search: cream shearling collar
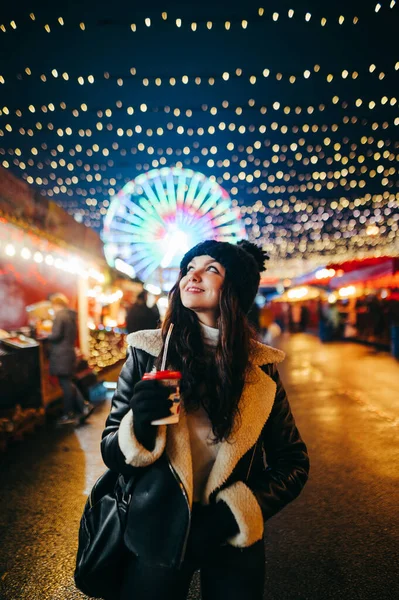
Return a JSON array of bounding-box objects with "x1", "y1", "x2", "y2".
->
[{"x1": 126, "y1": 328, "x2": 285, "y2": 366}]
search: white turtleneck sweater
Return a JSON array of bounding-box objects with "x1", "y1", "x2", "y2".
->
[{"x1": 186, "y1": 322, "x2": 221, "y2": 502}]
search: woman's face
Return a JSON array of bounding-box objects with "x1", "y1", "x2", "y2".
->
[{"x1": 179, "y1": 255, "x2": 226, "y2": 327}]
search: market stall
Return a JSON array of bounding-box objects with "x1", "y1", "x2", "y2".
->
[
  {"x1": 0, "y1": 169, "x2": 116, "y2": 444},
  {"x1": 288, "y1": 257, "x2": 399, "y2": 351},
  {"x1": 268, "y1": 285, "x2": 327, "y2": 334}
]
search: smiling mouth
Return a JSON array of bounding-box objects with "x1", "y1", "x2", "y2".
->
[{"x1": 186, "y1": 286, "x2": 204, "y2": 292}]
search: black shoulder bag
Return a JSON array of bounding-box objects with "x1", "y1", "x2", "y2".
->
[{"x1": 74, "y1": 469, "x2": 135, "y2": 599}]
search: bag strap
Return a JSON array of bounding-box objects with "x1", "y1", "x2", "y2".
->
[
  {"x1": 89, "y1": 469, "x2": 119, "y2": 508},
  {"x1": 117, "y1": 473, "x2": 136, "y2": 505}
]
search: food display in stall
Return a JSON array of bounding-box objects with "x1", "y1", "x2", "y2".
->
[
  {"x1": 88, "y1": 326, "x2": 127, "y2": 372},
  {"x1": 2, "y1": 335, "x2": 39, "y2": 349}
]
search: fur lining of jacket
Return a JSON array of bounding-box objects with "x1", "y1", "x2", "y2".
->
[{"x1": 118, "y1": 328, "x2": 285, "y2": 548}]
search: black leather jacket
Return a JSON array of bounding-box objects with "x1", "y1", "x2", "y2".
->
[{"x1": 101, "y1": 338, "x2": 309, "y2": 568}]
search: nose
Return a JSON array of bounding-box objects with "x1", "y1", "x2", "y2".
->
[{"x1": 189, "y1": 269, "x2": 201, "y2": 282}]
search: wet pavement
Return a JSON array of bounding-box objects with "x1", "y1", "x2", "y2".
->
[{"x1": 0, "y1": 333, "x2": 398, "y2": 600}]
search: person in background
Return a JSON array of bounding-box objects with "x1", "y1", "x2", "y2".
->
[
  {"x1": 290, "y1": 302, "x2": 302, "y2": 333},
  {"x1": 47, "y1": 293, "x2": 94, "y2": 425},
  {"x1": 101, "y1": 239, "x2": 309, "y2": 600},
  {"x1": 259, "y1": 300, "x2": 273, "y2": 340},
  {"x1": 150, "y1": 294, "x2": 161, "y2": 326},
  {"x1": 367, "y1": 295, "x2": 385, "y2": 342},
  {"x1": 327, "y1": 302, "x2": 341, "y2": 340},
  {"x1": 126, "y1": 290, "x2": 159, "y2": 334},
  {"x1": 300, "y1": 305, "x2": 310, "y2": 332},
  {"x1": 247, "y1": 300, "x2": 261, "y2": 335},
  {"x1": 263, "y1": 321, "x2": 282, "y2": 346}
]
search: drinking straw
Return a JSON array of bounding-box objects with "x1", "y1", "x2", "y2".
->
[{"x1": 161, "y1": 323, "x2": 174, "y2": 371}]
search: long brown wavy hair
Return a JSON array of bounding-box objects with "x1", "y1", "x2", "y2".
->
[{"x1": 155, "y1": 270, "x2": 257, "y2": 442}]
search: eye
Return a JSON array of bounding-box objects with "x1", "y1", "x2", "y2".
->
[
  {"x1": 186, "y1": 265, "x2": 194, "y2": 271},
  {"x1": 207, "y1": 265, "x2": 219, "y2": 273}
]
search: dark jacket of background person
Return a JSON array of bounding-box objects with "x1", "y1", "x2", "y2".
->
[
  {"x1": 126, "y1": 292, "x2": 159, "y2": 334},
  {"x1": 101, "y1": 330, "x2": 310, "y2": 569},
  {"x1": 247, "y1": 301, "x2": 261, "y2": 332},
  {"x1": 46, "y1": 308, "x2": 78, "y2": 376}
]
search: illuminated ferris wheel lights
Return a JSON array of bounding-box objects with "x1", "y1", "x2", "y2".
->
[
  {"x1": 214, "y1": 213, "x2": 238, "y2": 227},
  {"x1": 137, "y1": 197, "x2": 154, "y2": 215},
  {"x1": 123, "y1": 212, "x2": 145, "y2": 228},
  {"x1": 144, "y1": 283, "x2": 162, "y2": 295},
  {"x1": 186, "y1": 177, "x2": 200, "y2": 204},
  {"x1": 177, "y1": 183, "x2": 187, "y2": 206},
  {"x1": 105, "y1": 234, "x2": 132, "y2": 245},
  {"x1": 142, "y1": 179, "x2": 162, "y2": 206},
  {"x1": 131, "y1": 251, "x2": 159, "y2": 275},
  {"x1": 160, "y1": 229, "x2": 191, "y2": 268},
  {"x1": 192, "y1": 180, "x2": 212, "y2": 206},
  {"x1": 166, "y1": 179, "x2": 177, "y2": 208},
  {"x1": 124, "y1": 182, "x2": 135, "y2": 195},
  {"x1": 111, "y1": 220, "x2": 138, "y2": 234},
  {"x1": 210, "y1": 201, "x2": 230, "y2": 218},
  {"x1": 218, "y1": 225, "x2": 242, "y2": 235},
  {"x1": 114, "y1": 258, "x2": 136, "y2": 278},
  {"x1": 155, "y1": 180, "x2": 169, "y2": 207},
  {"x1": 102, "y1": 167, "x2": 246, "y2": 278}
]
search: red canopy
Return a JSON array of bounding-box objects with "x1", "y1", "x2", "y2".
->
[
  {"x1": 294, "y1": 256, "x2": 399, "y2": 288},
  {"x1": 329, "y1": 258, "x2": 399, "y2": 289}
]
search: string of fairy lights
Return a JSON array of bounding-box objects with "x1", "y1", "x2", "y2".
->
[
  {"x1": 0, "y1": 2, "x2": 398, "y2": 276},
  {"x1": 2, "y1": 131, "x2": 398, "y2": 192},
  {"x1": 2, "y1": 146, "x2": 397, "y2": 191},
  {"x1": 1, "y1": 115, "x2": 398, "y2": 146},
  {"x1": 2, "y1": 92, "x2": 399, "y2": 121},
  {"x1": 0, "y1": 2, "x2": 397, "y2": 35},
  {"x1": 2, "y1": 110, "x2": 397, "y2": 178},
  {"x1": 1, "y1": 61, "x2": 399, "y2": 86}
]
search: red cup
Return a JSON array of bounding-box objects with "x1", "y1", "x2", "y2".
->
[{"x1": 142, "y1": 370, "x2": 182, "y2": 425}]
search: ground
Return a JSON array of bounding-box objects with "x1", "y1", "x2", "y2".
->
[{"x1": 0, "y1": 333, "x2": 398, "y2": 599}]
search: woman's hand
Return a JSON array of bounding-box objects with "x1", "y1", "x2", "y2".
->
[
  {"x1": 129, "y1": 380, "x2": 172, "y2": 450},
  {"x1": 185, "y1": 501, "x2": 239, "y2": 564}
]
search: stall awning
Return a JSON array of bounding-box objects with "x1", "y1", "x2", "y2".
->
[
  {"x1": 271, "y1": 285, "x2": 327, "y2": 303},
  {"x1": 293, "y1": 256, "x2": 398, "y2": 288},
  {"x1": 259, "y1": 275, "x2": 280, "y2": 288},
  {"x1": 329, "y1": 258, "x2": 399, "y2": 289}
]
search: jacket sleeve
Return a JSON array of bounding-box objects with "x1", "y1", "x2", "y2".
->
[
  {"x1": 46, "y1": 315, "x2": 64, "y2": 342},
  {"x1": 248, "y1": 363, "x2": 310, "y2": 521},
  {"x1": 101, "y1": 346, "x2": 167, "y2": 477}
]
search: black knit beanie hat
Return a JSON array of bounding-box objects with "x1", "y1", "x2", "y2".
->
[{"x1": 180, "y1": 239, "x2": 269, "y2": 314}]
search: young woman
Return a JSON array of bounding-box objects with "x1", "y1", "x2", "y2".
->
[{"x1": 101, "y1": 239, "x2": 309, "y2": 600}]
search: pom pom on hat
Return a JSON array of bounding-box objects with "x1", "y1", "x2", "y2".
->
[
  {"x1": 237, "y1": 240, "x2": 270, "y2": 273},
  {"x1": 180, "y1": 239, "x2": 269, "y2": 314}
]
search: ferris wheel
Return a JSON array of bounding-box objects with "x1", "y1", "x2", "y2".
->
[{"x1": 102, "y1": 167, "x2": 246, "y2": 281}]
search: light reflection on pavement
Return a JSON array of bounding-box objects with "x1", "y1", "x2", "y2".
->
[{"x1": 0, "y1": 333, "x2": 398, "y2": 599}]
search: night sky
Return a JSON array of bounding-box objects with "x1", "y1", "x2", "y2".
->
[{"x1": 0, "y1": 0, "x2": 398, "y2": 276}]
